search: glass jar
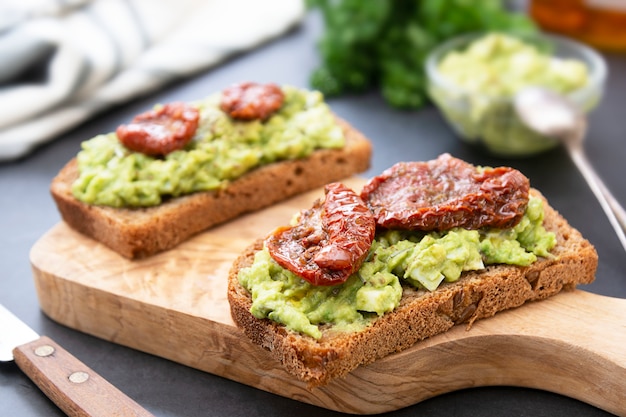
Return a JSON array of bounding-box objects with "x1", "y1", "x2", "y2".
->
[{"x1": 529, "y1": 0, "x2": 626, "y2": 52}]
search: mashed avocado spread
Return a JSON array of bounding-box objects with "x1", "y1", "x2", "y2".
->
[
  {"x1": 72, "y1": 86, "x2": 344, "y2": 207},
  {"x1": 437, "y1": 33, "x2": 589, "y2": 98},
  {"x1": 429, "y1": 33, "x2": 592, "y2": 156},
  {"x1": 239, "y1": 196, "x2": 556, "y2": 339}
]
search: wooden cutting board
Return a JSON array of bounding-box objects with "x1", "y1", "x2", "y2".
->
[{"x1": 30, "y1": 177, "x2": 626, "y2": 415}]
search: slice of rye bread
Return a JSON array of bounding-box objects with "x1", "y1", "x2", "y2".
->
[
  {"x1": 227, "y1": 189, "x2": 598, "y2": 388},
  {"x1": 50, "y1": 117, "x2": 372, "y2": 259}
]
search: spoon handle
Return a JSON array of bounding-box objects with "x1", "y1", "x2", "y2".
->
[
  {"x1": 567, "y1": 144, "x2": 626, "y2": 253},
  {"x1": 596, "y1": 179, "x2": 626, "y2": 231}
]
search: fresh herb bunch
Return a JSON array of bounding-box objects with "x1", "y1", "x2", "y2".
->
[{"x1": 307, "y1": 0, "x2": 537, "y2": 109}]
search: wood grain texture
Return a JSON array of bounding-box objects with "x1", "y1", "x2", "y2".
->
[
  {"x1": 13, "y1": 336, "x2": 154, "y2": 417},
  {"x1": 30, "y1": 178, "x2": 626, "y2": 415}
]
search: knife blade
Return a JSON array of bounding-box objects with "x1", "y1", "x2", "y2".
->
[{"x1": 0, "y1": 304, "x2": 154, "y2": 417}]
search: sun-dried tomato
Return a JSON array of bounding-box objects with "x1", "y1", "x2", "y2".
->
[
  {"x1": 360, "y1": 154, "x2": 530, "y2": 231},
  {"x1": 220, "y1": 82, "x2": 284, "y2": 120},
  {"x1": 116, "y1": 102, "x2": 199, "y2": 156},
  {"x1": 266, "y1": 182, "x2": 376, "y2": 286}
]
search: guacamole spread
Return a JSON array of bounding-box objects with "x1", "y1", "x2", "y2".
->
[
  {"x1": 437, "y1": 33, "x2": 588, "y2": 98},
  {"x1": 72, "y1": 86, "x2": 344, "y2": 207},
  {"x1": 429, "y1": 33, "x2": 593, "y2": 156},
  {"x1": 238, "y1": 196, "x2": 556, "y2": 339}
]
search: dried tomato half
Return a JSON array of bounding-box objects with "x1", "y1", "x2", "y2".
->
[
  {"x1": 220, "y1": 82, "x2": 284, "y2": 120},
  {"x1": 116, "y1": 102, "x2": 199, "y2": 156},
  {"x1": 266, "y1": 182, "x2": 376, "y2": 286},
  {"x1": 360, "y1": 154, "x2": 530, "y2": 231}
]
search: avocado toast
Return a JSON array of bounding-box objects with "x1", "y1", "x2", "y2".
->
[{"x1": 227, "y1": 155, "x2": 598, "y2": 387}]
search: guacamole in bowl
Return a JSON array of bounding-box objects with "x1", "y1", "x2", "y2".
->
[{"x1": 425, "y1": 32, "x2": 606, "y2": 157}]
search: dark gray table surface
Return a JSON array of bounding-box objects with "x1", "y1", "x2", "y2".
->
[{"x1": 2, "y1": 11, "x2": 625, "y2": 417}]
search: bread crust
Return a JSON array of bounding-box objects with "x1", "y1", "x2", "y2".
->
[
  {"x1": 50, "y1": 117, "x2": 372, "y2": 258},
  {"x1": 227, "y1": 190, "x2": 598, "y2": 388}
]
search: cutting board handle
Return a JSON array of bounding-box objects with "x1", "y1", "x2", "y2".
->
[{"x1": 342, "y1": 290, "x2": 626, "y2": 415}]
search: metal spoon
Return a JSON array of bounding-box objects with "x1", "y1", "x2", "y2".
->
[{"x1": 514, "y1": 87, "x2": 626, "y2": 253}]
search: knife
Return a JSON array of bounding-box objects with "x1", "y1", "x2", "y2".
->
[{"x1": 0, "y1": 304, "x2": 155, "y2": 417}]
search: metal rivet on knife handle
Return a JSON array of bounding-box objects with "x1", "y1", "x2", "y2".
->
[
  {"x1": 69, "y1": 371, "x2": 90, "y2": 384},
  {"x1": 34, "y1": 345, "x2": 55, "y2": 357}
]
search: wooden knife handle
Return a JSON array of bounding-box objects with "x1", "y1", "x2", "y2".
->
[{"x1": 13, "y1": 335, "x2": 154, "y2": 417}]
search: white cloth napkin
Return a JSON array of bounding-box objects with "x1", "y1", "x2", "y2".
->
[{"x1": 0, "y1": 0, "x2": 305, "y2": 161}]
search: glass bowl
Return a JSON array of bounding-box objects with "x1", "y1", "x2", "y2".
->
[{"x1": 425, "y1": 32, "x2": 607, "y2": 157}]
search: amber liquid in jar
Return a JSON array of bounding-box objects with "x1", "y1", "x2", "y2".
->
[{"x1": 529, "y1": 0, "x2": 626, "y2": 51}]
